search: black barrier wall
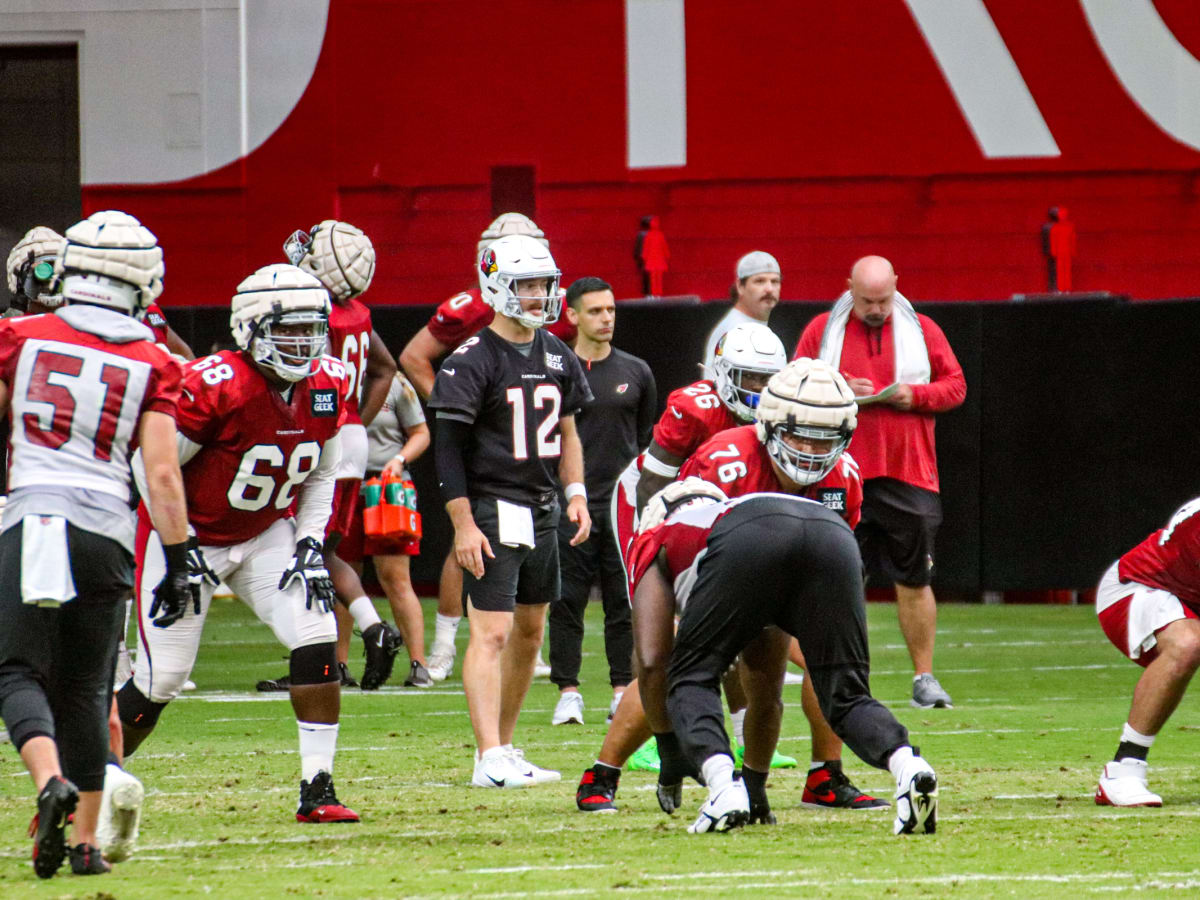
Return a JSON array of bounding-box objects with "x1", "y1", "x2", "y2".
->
[{"x1": 164, "y1": 297, "x2": 1198, "y2": 592}]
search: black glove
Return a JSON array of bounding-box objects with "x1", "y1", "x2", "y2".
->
[
  {"x1": 741, "y1": 766, "x2": 775, "y2": 825},
  {"x1": 150, "y1": 540, "x2": 198, "y2": 628},
  {"x1": 655, "y1": 731, "x2": 702, "y2": 814},
  {"x1": 279, "y1": 537, "x2": 336, "y2": 612},
  {"x1": 186, "y1": 536, "x2": 220, "y2": 590}
]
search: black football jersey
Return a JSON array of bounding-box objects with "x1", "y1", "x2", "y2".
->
[
  {"x1": 574, "y1": 348, "x2": 656, "y2": 503},
  {"x1": 429, "y1": 328, "x2": 593, "y2": 506}
]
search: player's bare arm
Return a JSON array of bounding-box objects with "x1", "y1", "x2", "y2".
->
[
  {"x1": 558, "y1": 413, "x2": 591, "y2": 545},
  {"x1": 381, "y1": 421, "x2": 430, "y2": 479},
  {"x1": 399, "y1": 326, "x2": 449, "y2": 400},
  {"x1": 164, "y1": 325, "x2": 195, "y2": 360},
  {"x1": 446, "y1": 497, "x2": 493, "y2": 578},
  {"x1": 636, "y1": 440, "x2": 686, "y2": 513},
  {"x1": 359, "y1": 328, "x2": 397, "y2": 425},
  {"x1": 137, "y1": 411, "x2": 189, "y2": 546},
  {"x1": 632, "y1": 552, "x2": 676, "y2": 734}
]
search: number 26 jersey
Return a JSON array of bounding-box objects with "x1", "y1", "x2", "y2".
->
[
  {"x1": 176, "y1": 350, "x2": 349, "y2": 546},
  {"x1": 429, "y1": 328, "x2": 592, "y2": 507}
]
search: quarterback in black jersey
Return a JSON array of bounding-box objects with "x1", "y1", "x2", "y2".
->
[{"x1": 430, "y1": 234, "x2": 593, "y2": 789}]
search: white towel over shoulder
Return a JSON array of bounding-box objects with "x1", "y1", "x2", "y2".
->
[{"x1": 816, "y1": 290, "x2": 931, "y2": 386}]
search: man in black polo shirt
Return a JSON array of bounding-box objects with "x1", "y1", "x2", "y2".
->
[
  {"x1": 430, "y1": 235, "x2": 593, "y2": 788},
  {"x1": 548, "y1": 278, "x2": 656, "y2": 726}
]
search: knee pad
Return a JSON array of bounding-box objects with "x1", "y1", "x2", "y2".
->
[
  {"x1": 116, "y1": 680, "x2": 169, "y2": 730},
  {"x1": 289, "y1": 642, "x2": 339, "y2": 685}
]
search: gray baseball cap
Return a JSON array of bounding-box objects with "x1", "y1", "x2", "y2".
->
[{"x1": 736, "y1": 250, "x2": 781, "y2": 280}]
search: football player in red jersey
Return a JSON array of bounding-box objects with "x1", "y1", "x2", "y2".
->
[
  {"x1": 399, "y1": 213, "x2": 567, "y2": 682},
  {"x1": 279, "y1": 221, "x2": 402, "y2": 691},
  {"x1": 117, "y1": 264, "x2": 362, "y2": 824},
  {"x1": 578, "y1": 359, "x2": 886, "y2": 815},
  {"x1": 1094, "y1": 496, "x2": 1200, "y2": 807},
  {"x1": 141, "y1": 302, "x2": 195, "y2": 360},
  {"x1": 621, "y1": 481, "x2": 938, "y2": 836},
  {"x1": 0, "y1": 211, "x2": 191, "y2": 876}
]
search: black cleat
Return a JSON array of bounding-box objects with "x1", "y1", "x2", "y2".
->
[
  {"x1": 360, "y1": 622, "x2": 402, "y2": 690},
  {"x1": 338, "y1": 662, "x2": 359, "y2": 688},
  {"x1": 69, "y1": 843, "x2": 111, "y2": 875},
  {"x1": 296, "y1": 771, "x2": 360, "y2": 823},
  {"x1": 30, "y1": 775, "x2": 78, "y2": 879},
  {"x1": 576, "y1": 765, "x2": 620, "y2": 813},
  {"x1": 802, "y1": 762, "x2": 889, "y2": 810},
  {"x1": 403, "y1": 660, "x2": 433, "y2": 687},
  {"x1": 256, "y1": 673, "x2": 291, "y2": 692}
]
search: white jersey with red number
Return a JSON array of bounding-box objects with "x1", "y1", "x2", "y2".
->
[
  {"x1": 0, "y1": 311, "x2": 181, "y2": 501},
  {"x1": 327, "y1": 297, "x2": 372, "y2": 425},
  {"x1": 1118, "y1": 496, "x2": 1200, "y2": 613},
  {"x1": 680, "y1": 424, "x2": 863, "y2": 529},
  {"x1": 175, "y1": 350, "x2": 349, "y2": 546}
]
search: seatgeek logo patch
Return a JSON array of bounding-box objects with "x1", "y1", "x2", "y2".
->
[
  {"x1": 818, "y1": 488, "x2": 846, "y2": 512},
  {"x1": 311, "y1": 390, "x2": 337, "y2": 417}
]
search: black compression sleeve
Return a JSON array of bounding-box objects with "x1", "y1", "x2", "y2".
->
[{"x1": 435, "y1": 416, "x2": 472, "y2": 502}]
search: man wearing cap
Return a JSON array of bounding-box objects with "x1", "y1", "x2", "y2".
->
[{"x1": 701, "y1": 251, "x2": 782, "y2": 371}]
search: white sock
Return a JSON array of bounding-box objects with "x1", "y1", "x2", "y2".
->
[
  {"x1": 347, "y1": 596, "x2": 381, "y2": 631},
  {"x1": 887, "y1": 745, "x2": 915, "y2": 780},
  {"x1": 298, "y1": 721, "x2": 339, "y2": 782},
  {"x1": 730, "y1": 708, "x2": 746, "y2": 748},
  {"x1": 1120, "y1": 722, "x2": 1155, "y2": 749},
  {"x1": 480, "y1": 746, "x2": 506, "y2": 764},
  {"x1": 701, "y1": 754, "x2": 735, "y2": 792},
  {"x1": 434, "y1": 613, "x2": 461, "y2": 651}
]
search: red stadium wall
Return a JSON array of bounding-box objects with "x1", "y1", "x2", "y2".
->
[{"x1": 82, "y1": 0, "x2": 1200, "y2": 308}]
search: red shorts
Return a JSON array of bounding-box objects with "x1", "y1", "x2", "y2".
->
[
  {"x1": 335, "y1": 482, "x2": 420, "y2": 563},
  {"x1": 325, "y1": 478, "x2": 361, "y2": 541}
]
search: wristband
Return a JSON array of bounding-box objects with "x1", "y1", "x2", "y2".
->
[
  {"x1": 393, "y1": 453, "x2": 406, "y2": 467},
  {"x1": 564, "y1": 482, "x2": 587, "y2": 502},
  {"x1": 161, "y1": 540, "x2": 189, "y2": 574},
  {"x1": 641, "y1": 454, "x2": 680, "y2": 479}
]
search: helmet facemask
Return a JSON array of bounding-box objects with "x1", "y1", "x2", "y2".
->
[
  {"x1": 478, "y1": 235, "x2": 564, "y2": 329},
  {"x1": 250, "y1": 309, "x2": 328, "y2": 382},
  {"x1": 764, "y1": 419, "x2": 852, "y2": 486},
  {"x1": 710, "y1": 324, "x2": 788, "y2": 422},
  {"x1": 713, "y1": 362, "x2": 775, "y2": 422}
]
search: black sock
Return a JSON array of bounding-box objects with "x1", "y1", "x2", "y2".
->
[
  {"x1": 595, "y1": 761, "x2": 621, "y2": 777},
  {"x1": 1115, "y1": 741, "x2": 1149, "y2": 762}
]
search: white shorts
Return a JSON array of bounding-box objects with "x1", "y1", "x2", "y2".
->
[
  {"x1": 332, "y1": 423, "x2": 368, "y2": 480},
  {"x1": 132, "y1": 517, "x2": 336, "y2": 702},
  {"x1": 1095, "y1": 560, "x2": 1198, "y2": 666}
]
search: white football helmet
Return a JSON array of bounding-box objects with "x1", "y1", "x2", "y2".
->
[
  {"x1": 230, "y1": 264, "x2": 331, "y2": 382},
  {"x1": 755, "y1": 358, "x2": 857, "y2": 485},
  {"x1": 283, "y1": 219, "x2": 375, "y2": 301},
  {"x1": 53, "y1": 211, "x2": 164, "y2": 317},
  {"x1": 7, "y1": 226, "x2": 66, "y2": 310},
  {"x1": 710, "y1": 323, "x2": 787, "y2": 422},
  {"x1": 638, "y1": 478, "x2": 729, "y2": 534},
  {"x1": 478, "y1": 234, "x2": 563, "y2": 329},
  {"x1": 476, "y1": 212, "x2": 548, "y2": 259}
]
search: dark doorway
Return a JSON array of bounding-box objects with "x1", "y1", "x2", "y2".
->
[
  {"x1": 490, "y1": 165, "x2": 535, "y2": 219},
  {"x1": 0, "y1": 44, "x2": 81, "y2": 258}
]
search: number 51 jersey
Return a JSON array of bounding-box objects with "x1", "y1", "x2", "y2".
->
[{"x1": 176, "y1": 351, "x2": 349, "y2": 546}]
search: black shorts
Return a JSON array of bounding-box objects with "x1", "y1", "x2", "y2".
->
[
  {"x1": 857, "y1": 477, "x2": 942, "y2": 588},
  {"x1": 462, "y1": 497, "x2": 561, "y2": 614}
]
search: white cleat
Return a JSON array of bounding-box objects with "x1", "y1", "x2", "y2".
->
[
  {"x1": 426, "y1": 646, "x2": 456, "y2": 682},
  {"x1": 607, "y1": 691, "x2": 624, "y2": 722},
  {"x1": 533, "y1": 653, "x2": 552, "y2": 678},
  {"x1": 509, "y1": 747, "x2": 561, "y2": 784},
  {"x1": 1095, "y1": 759, "x2": 1162, "y2": 807},
  {"x1": 181, "y1": 679, "x2": 196, "y2": 692},
  {"x1": 893, "y1": 755, "x2": 938, "y2": 835},
  {"x1": 552, "y1": 691, "x2": 585, "y2": 725},
  {"x1": 472, "y1": 750, "x2": 535, "y2": 789},
  {"x1": 97, "y1": 764, "x2": 144, "y2": 862},
  {"x1": 688, "y1": 779, "x2": 750, "y2": 834}
]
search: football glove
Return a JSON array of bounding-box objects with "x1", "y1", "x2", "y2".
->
[
  {"x1": 186, "y1": 535, "x2": 220, "y2": 589},
  {"x1": 279, "y1": 537, "x2": 336, "y2": 612},
  {"x1": 150, "y1": 540, "x2": 199, "y2": 628},
  {"x1": 655, "y1": 731, "x2": 701, "y2": 814}
]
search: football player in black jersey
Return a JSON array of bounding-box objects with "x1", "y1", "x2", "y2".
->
[{"x1": 429, "y1": 234, "x2": 593, "y2": 788}]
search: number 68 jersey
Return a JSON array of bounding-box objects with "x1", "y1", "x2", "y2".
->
[{"x1": 176, "y1": 350, "x2": 349, "y2": 546}]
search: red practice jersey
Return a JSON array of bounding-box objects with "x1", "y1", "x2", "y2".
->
[
  {"x1": 1119, "y1": 497, "x2": 1200, "y2": 614},
  {"x1": 143, "y1": 303, "x2": 171, "y2": 348},
  {"x1": 651, "y1": 379, "x2": 740, "y2": 461},
  {"x1": 0, "y1": 312, "x2": 181, "y2": 500},
  {"x1": 680, "y1": 424, "x2": 862, "y2": 529},
  {"x1": 426, "y1": 287, "x2": 577, "y2": 349},
  {"x1": 175, "y1": 350, "x2": 349, "y2": 546},
  {"x1": 327, "y1": 297, "x2": 372, "y2": 425}
]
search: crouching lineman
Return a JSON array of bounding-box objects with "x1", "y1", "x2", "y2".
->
[
  {"x1": 1095, "y1": 495, "x2": 1200, "y2": 807},
  {"x1": 0, "y1": 211, "x2": 190, "y2": 876},
  {"x1": 631, "y1": 481, "x2": 938, "y2": 835},
  {"x1": 117, "y1": 264, "x2": 361, "y2": 823}
]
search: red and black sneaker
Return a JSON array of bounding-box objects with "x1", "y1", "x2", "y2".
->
[
  {"x1": 296, "y1": 771, "x2": 361, "y2": 823},
  {"x1": 801, "y1": 763, "x2": 889, "y2": 810},
  {"x1": 29, "y1": 775, "x2": 78, "y2": 878},
  {"x1": 576, "y1": 765, "x2": 620, "y2": 813}
]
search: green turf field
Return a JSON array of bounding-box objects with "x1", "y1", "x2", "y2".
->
[{"x1": 2, "y1": 598, "x2": 1197, "y2": 898}]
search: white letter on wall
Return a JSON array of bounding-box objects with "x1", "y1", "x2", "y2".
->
[{"x1": 626, "y1": 0, "x2": 687, "y2": 168}]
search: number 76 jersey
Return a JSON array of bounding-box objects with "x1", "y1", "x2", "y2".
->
[{"x1": 176, "y1": 350, "x2": 349, "y2": 546}]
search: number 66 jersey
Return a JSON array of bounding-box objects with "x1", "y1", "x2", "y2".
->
[{"x1": 175, "y1": 350, "x2": 349, "y2": 545}]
